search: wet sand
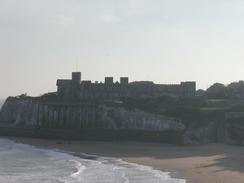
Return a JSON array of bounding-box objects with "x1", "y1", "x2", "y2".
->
[{"x1": 7, "y1": 137, "x2": 244, "y2": 183}]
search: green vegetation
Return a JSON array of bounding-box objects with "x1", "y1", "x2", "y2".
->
[
  {"x1": 206, "y1": 81, "x2": 244, "y2": 99},
  {"x1": 122, "y1": 94, "x2": 244, "y2": 128},
  {"x1": 123, "y1": 80, "x2": 244, "y2": 129}
]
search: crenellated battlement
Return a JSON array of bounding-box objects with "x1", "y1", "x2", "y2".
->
[{"x1": 56, "y1": 72, "x2": 196, "y2": 100}]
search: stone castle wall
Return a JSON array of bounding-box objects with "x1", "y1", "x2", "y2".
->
[{"x1": 57, "y1": 72, "x2": 196, "y2": 100}]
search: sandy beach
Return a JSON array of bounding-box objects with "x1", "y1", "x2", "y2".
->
[{"x1": 6, "y1": 137, "x2": 244, "y2": 183}]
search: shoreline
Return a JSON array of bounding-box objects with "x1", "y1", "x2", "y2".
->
[
  {"x1": 68, "y1": 152, "x2": 184, "y2": 182},
  {"x1": 5, "y1": 137, "x2": 244, "y2": 183},
  {"x1": 59, "y1": 148, "x2": 185, "y2": 182},
  {"x1": 5, "y1": 137, "x2": 186, "y2": 182}
]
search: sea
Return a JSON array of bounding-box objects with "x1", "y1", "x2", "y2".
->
[{"x1": 0, "y1": 138, "x2": 186, "y2": 183}]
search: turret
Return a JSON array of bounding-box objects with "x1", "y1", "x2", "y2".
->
[
  {"x1": 105, "y1": 77, "x2": 114, "y2": 85},
  {"x1": 180, "y1": 81, "x2": 196, "y2": 97},
  {"x1": 120, "y1": 77, "x2": 129, "y2": 85},
  {"x1": 72, "y1": 72, "x2": 81, "y2": 85}
]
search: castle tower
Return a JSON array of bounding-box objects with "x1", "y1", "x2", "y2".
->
[
  {"x1": 72, "y1": 72, "x2": 81, "y2": 85},
  {"x1": 71, "y1": 72, "x2": 81, "y2": 98},
  {"x1": 119, "y1": 77, "x2": 129, "y2": 98},
  {"x1": 120, "y1": 77, "x2": 129, "y2": 85},
  {"x1": 105, "y1": 77, "x2": 114, "y2": 85},
  {"x1": 180, "y1": 81, "x2": 196, "y2": 97},
  {"x1": 104, "y1": 77, "x2": 114, "y2": 99}
]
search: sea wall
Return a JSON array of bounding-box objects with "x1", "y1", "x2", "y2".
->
[{"x1": 0, "y1": 127, "x2": 183, "y2": 144}]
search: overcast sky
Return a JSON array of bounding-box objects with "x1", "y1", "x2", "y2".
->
[{"x1": 1, "y1": 0, "x2": 244, "y2": 98}]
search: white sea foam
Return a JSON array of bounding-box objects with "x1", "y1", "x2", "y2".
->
[
  {"x1": 0, "y1": 138, "x2": 186, "y2": 183},
  {"x1": 70, "y1": 160, "x2": 86, "y2": 177}
]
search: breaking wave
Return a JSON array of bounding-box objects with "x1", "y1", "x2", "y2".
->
[{"x1": 0, "y1": 138, "x2": 185, "y2": 183}]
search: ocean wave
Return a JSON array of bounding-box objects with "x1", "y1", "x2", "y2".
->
[
  {"x1": 0, "y1": 138, "x2": 186, "y2": 183},
  {"x1": 69, "y1": 160, "x2": 86, "y2": 182}
]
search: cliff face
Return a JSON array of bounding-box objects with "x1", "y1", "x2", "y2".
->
[
  {"x1": 183, "y1": 122, "x2": 217, "y2": 145},
  {"x1": 0, "y1": 97, "x2": 39, "y2": 126},
  {"x1": 2, "y1": 96, "x2": 243, "y2": 145},
  {"x1": 98, "y1": 106, "x2": 184, "y2": 131},
  {"x1": 0, "y1": 99, "x2": 4, "y2": 109},
  {"x1": 0, "y1": 97, "x2": 185, "y2": 132}
]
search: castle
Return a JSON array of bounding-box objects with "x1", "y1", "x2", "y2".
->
[
  {"x1": 56, "y1": 72, "x2": 196, "y2": 100},
  {"x1": 0, "y1": 72, "x2": 195, "y2": 143}
]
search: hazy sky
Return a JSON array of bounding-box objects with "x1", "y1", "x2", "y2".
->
[{"x1": 1, "y1": 0, "x2": 244, "y2": 98}]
